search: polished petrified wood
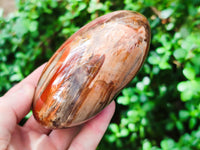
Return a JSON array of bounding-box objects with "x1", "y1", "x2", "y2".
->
[{"x1": 33, "y1": 10, "x2": 151, "y2": 129}]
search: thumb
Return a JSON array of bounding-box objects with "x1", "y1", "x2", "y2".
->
[{"x1": 0, "y1": 83, "x2": 35, "y2": 149}]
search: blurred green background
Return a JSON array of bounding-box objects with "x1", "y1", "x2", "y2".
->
[{"x1": 0, "y1": 0, "x2": 200, "y2": 149}]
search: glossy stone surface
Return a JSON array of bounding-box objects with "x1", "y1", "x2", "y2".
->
[{"x1": 33, "y1": 10, "x2": 151, "y2": 129}]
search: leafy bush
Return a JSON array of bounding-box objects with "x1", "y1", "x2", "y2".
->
[{"x1": 1, "y1": 0, "x2": 200, "y2": 149}]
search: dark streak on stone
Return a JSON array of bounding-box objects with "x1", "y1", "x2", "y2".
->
[{"x1": 65, "y1": 54, "x2": 106, "y2": 124}]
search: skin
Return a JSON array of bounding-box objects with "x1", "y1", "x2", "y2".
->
[{"x1": 0, "y1": 64, "x2": 115, "y2": 150}]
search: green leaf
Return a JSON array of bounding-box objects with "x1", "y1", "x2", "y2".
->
[
  {"x1": 49, "y1": 0, "x2": 58, "y2": 8},
  {"x1": 106, "y1": 134, "x2": 116, "y2": 143},
  {"x1": 143, "y1": 140, "x2": 152, "y2": 150},
  {"x1": 116, "y1": 139, "x2": 123, "y2": 148},
  {"x1": 179, "y1": 110, "x2": 190, "y2": 121},
  {"x1": 142, "y1": 102, "x2": 154, "y2": 111},
  {"x1": 194, "y1": 130, "x2": 200, "y2": 138},
  {"x1": 121, "y1": 118, "x2": 129, "y2": 126},
  {"x1": 130, "y1": 133, "x2": 138, "y2": 142},
  {"x1": 177, "y1": 81, "x2": 188, "y2": 92},
  {"x1": 176, "y1": 121, "x2": 184, "y2": 131},
  {"x1": 9, "y1": 74, "x2": 23, "y2": 82},
  {"x1": 16, "y1": 52, "x2": 26, "y2": 59},
  {"x1": 122, "y1": 88, "x2": 134, "y2": 97},
  {"x1": 13, "y1": 18, "x2": 29, "y2": 37},
  {"x1": 180, "y1": 26, "x2": 190, "y2": 39},
  {"x1": 127, "y1": 110, "x2": 139, "y2": 117},
  {"x1": 140, "y1": 94, "x2": 147, "y2": 102},
  {"x1": 143, "y1": 76, "x2": 150, "y2": 85},
  {"x1": 78, "y1": 3, "x2": 87, "y2": 11},
  {"x1": 141, "y1": 118, "x2": 147, "y2": 126},
  {"x1": 188, "y1": 4, "x2": 197, "y2": 16},
  {"x1": 189, "y1": 118, "x2": 197, "y2": 129},
  {"x1": 181, "y1": 133, "x2": 191, "y2": 143},
  {"x1": 166, "y1": 22, "x2": 175, "y2": 31},
  {"x1": 180, "y1": 90, "x2": 193, "y2": 101},
  {"x1": 166, "y1": 122, "x2": 174, "y2": 131},
  {"x1": 29, "y1": 21, "x2": 38, "y2": 32},
  {"x1": 130, "y1": 95, "x2": 139, "y2": 103},
  {"x1": 148, "y1": 53, "x2": 160, "y2": 65},
  {"x1": 156, "y1": 47, "x2": 165, "y2": 54},
  {"x1": 143, "y1": 64, "x2": 151, "y2": 74},
  {"x1": 117, "y1": 96, "x2": 130, "y2": 105},
  {"x1": 128, "y1": 123, "x2": 137, "y2": 132},
  {"x1": 109, "y1": 123, "x2": 119, "y2": 133},
  {"x1": 139, "y1": 126, "x2": 145, "y2": 138},
  {"x1": 25, "y1": 111, "x2": 32, "y2": 119},
  {"x1": 160, "y1": 139, "x2": 175, "y2": 150},
  {"x1": 191, "y1": 53, "x2": 200, "y2": 66},
  {"x1": 30, "y1": 12, "x2": 39, "y2": 19},
  {"x1": 152, "y1": 66, "x2": 160, "y2": 74},
  {"x1": 160, "y1": 8, "x2": 174, "y2": 19},
  {"x1": 136, "y1": 82, "x2": 145, "y2": 90},
  {"x1": 183, "y1": 67, "x2": 196, "y2": 80},
  {"x1": 159, "y1": 61, "x2": 171, "y2": 70},
  {"x1": 173, "y1": 48, "x2": 187, "y2": 60},
  {"x1": 120, "y1": 128, "x2": 129, "y2": 137},
  {"x1": 127, "y1": 110, "x2": 140, "y2": 123}
]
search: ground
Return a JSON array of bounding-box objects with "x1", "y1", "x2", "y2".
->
[{"x1": 0, "y1": 0, "x2": 16, "y2": 17}]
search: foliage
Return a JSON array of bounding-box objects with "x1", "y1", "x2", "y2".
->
[{"x1": 1, "y1": 0, "x2": 200, "y2": 149}]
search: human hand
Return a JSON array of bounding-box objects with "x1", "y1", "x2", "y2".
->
[{"x1": 0, "y1": 64, "x2": 115, "y2": 150}]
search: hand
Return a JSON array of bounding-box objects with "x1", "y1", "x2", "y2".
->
[{"x1": 0, "y1": 64, "x2": 115, "y2": 150}]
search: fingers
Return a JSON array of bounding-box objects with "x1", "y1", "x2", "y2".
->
[
  {"x1": 0, "y1": 64, "x2": 47, "y2": 149},
  {"x1": 0, "y1": 83, "x2": 35, "y2": 150},
  {"x1": 68, "y1": 101, "x2": 115, "y2": 150},
  {"x1": 2, "y1": 64, "x2": 45, "y2": 122},
  {"x1": 48, "y1": 101, "x2": 115, "y2": 150},
  {"x1": 24, "y1": 116, "x2": 51, "y2": 135},
  {"x1": 0, "y1": 103, "x2": 17, "y2": 149},
  {"x1": 49, "y1": 126, "x2": 81, "y2": 150},
  {"x1": 4, "y1": 64, "x2": 46, "y2": 97},
  {"x1": 22, "y1": 64, "x2": 46, "y2": 86},
  {"x1": 1, "y1": 83, "x2": 35, "y2": 123}
]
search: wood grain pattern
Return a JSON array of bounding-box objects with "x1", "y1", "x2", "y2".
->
[{"x1": 33, "y1": 10, "x2": 151, "y2": 129}]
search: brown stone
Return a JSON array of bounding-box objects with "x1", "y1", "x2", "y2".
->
[{"x1": 33, "y1": 10, "x2": 151, "y2": 129}]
